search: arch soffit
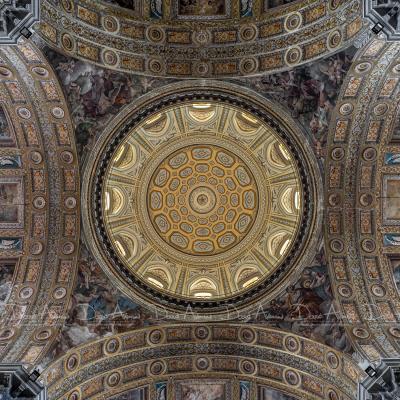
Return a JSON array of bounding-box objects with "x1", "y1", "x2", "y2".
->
[
  {"x1": 37, "y1": 0, "x2": 365, "y2": 78},
  {"x1": 325, "y1": 38, "x2": 400, "y2": 361},
  {"x1": 43, "y1": 324, "x2": 364, "y2": 400},
  {"x1": 0, "y1": 39, "x2": 80, "y2": 366}
]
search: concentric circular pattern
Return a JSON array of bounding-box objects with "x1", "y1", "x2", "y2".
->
[
  {"x1": 147, "y1": 145, "x2": 258, "y2": 256},
  {"x1": 86, "y1": 85, "x2": 319, "y2": 312},
  {"x1": 101, "y1": 101, "x2": 304, "y2": 302}
]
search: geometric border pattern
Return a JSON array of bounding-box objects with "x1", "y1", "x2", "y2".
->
[
  {"x1": 42, "y1": 324, "x2": 365, "y2": 400},
  {"x1": 325, "y1": 38, "x2": 400, "y2": 361},
  {"x1": 36, "y1": 0, "x2": 365, "y2": 77},
  {"x1": 363, "y1": 0, "x2": 400, "y2": 41},
  {"x1": 0, "y1": 40, "x2": 80, "y2": 367}
]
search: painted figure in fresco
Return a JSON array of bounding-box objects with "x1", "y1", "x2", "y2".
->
[
  {"x1": 266, "y1": 0, "x2": 297, "y2": 8},
  {"x1": 0, "y1": 183, "x2": 19, "y2": 223},
  {"x1": 46, "y1": 244, "x2": 157, "y2": 361},
  {"x1": 0, "y1": 111, "x2": 11, "y2": 145},
  {"x1": 47, "y1": 46, "x2": 353, "y2": 163},
  {"x1": 0, "y1": 119, "x2": 8, "y2": 138},
  {"x1": 101, "y1": 0, "x2": 137, "y2": 10},
  {"x1": 254, "y1": 244, "x2": 352, "y2": 353},
  {"x1": 0, "y1": 183, "x2": 16, "y2": 203},
  {"x1": 249, "y1": 50, "x2": 354, "y2": 160},
  {"x1": 240, "y1": 0, "x2": 252, "y2": 16},
  {"x1": 181, "y1": 383, "x2": 224, "y2": 400},
  {"x1": 0, "y1": 238, "x2": 21, "y2": 250},
  {"x1": 156, "y1": 383, "x2": 167, "y2": 400},
  {"x1": 391, "y1": 259, "x2": 400, "y2": 294},
  {"x1": 0, "y1": 206, "x2": 18, "y2": 222},
  {"x1": 259, "y1": 387, "x2": 297, "y2": 400},
  {"x1": 46, "y1": 48, "x2": 160, "y2": 159},
  {"x1": 0, "y1": 264, "x2": 14, "y2": 303},
  {"x1": 178, "y1": 0, "x2": 225, "y2": 16},
  {"x1": 239, "y1": 382, "x2": 250, "y2": 400},
  {"x1": 0, "y1": 155, "x2": 21, "y2": 169},
  {"x1": 109, "y1": 387, "x2": 148, "y2": 400}
]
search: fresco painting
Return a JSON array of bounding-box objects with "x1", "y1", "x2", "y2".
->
[
  {"x1": 178, "y1": 0, "x2": 226, "y2": 16},
  {"x1": 259, "y1": 387, "x2": 298, "y2": 400},
  {"x1": 177, "y1": 381, "x2": 227, "y2": 400},
  {"x1": 0, "y1": 179, "x2": 23, "y2": 228}
]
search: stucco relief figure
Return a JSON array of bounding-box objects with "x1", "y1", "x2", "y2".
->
[{"x1": 178, "y1": 0, "x2": 226, "y2": 15}]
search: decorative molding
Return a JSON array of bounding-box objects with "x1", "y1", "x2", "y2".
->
[
  {"x1": 0, "y1": 40, "x2": 80, "y2": 367},
  {"x1": 35, "y1": 0, "x2": 365, "y2": 77},
  {"x1": 42, "y1": 324, "x2": 364, "y2": 400},
  {"x1": 0, "y1": 363, "x2": 46, "y2": 399},
  {"x1": 359, "y1": 359, "x2": 400, "y2": 399},
  {"x1": 81, "y1": 81, "x2": 323, "y2": 318},
  {"x1": 0, "y1": 0, "x2": 40, "y2": 44},
  {"x1": 325, "y1": 38, "x2": 400, "y2": 361},
  {"x1": 363, "y1": 0, "x2": 400, "y2": 41}
]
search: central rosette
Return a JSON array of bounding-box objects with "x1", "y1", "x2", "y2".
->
[{"x1": 147, "y1": 145, "x2": 258, "y2": 256}]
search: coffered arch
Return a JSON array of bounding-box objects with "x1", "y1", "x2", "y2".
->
[
  {"x1": 0, "y1": 39, "x2": 80, "y2": 366},
  {"x1": 36, "y1": 0, "x2": 365, "y2": 78},
  {"x1": 43, "y1": 323, "x2": 364, "y2": 400},
  {"x1": 326, "y1": 38, "x2": 400, "y2": 361}
]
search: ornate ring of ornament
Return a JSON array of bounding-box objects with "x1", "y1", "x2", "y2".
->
[
  {"x1": 43, "y1": 325, "x2": 363, "y2": 400},
  {"x1": 82, "y1": 81, "x2": 321, "y2": 318},
  {"x1": 38, "y1": 0, "x2": 364, "y2": 77}
]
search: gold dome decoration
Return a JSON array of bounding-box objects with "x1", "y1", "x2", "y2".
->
[{"x1": 101, "y1": 101, "x2": 303, "y2": 300}]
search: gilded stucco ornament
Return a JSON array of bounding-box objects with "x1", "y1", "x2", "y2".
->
[
  {"x1": 35, "y1": 0, "x2": 365, "y2": 77},
  {"x1": 43, "y1": 324, "x2": 364, "y2": 400},
  {"x1": 82, "y1": 81, "x2": 322, "y2": 318},
  {"x1": 0, "y1": 40, "x2": 80, "y2": 366},
  {"x1": 325, "y1": 38, "x2": 400, "y2": 361}
]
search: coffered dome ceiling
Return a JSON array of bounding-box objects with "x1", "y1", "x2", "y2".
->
[
  {"x1": 83, "y1": 82, "x2": 321, "y2": 315},
  {"x1": 102, "y1": 102, "x2": 302, "y2": 300}
]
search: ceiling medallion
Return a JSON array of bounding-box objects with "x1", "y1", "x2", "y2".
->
[{"x1": 84, "y1": 83, "x2": 320, "y2": 316}]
